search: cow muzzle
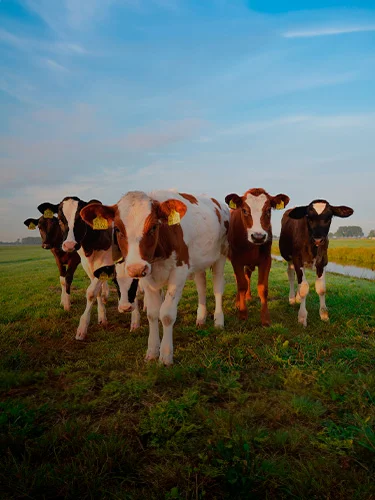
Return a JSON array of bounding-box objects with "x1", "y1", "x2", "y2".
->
[
  {"x1": 126, "y1": 263, "x2": 150, "y2": 278},
  {"x1": 313, "y1": 238, "x2": 325, "y2": 247},
  {"x1": 62, "y1": 240, "x2": 78, "y2": 252},
  {"x1": 250, "y1": 232, "x2": 267, "y2": 245}
]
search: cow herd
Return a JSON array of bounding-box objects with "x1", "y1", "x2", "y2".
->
[{"x1": 24, "y1": 188, "x2": 354, "y2": 365}]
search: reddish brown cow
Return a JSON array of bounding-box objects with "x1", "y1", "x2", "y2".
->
[{"x1": 225, "y1": 188, "x2": 290, "y2": 325}]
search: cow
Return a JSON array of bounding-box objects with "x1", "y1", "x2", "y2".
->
[
  {"x1": 279, "y1": 199, "x2": 354, "y2": 326},
  {"x1": 225, "y1": 188, "x2": 290, "y2": 326},
  {"x1": 80, "y1": 190, "x2": 230, "y2": 365},
  {"x1": 23, "y1": 203, "x2": 81, "y2": 311},
  {"x1": 53, "y1": 197, "x2": 139, "y2": 340}
]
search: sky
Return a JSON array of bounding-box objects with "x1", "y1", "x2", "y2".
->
[{"x1": 1, "y1": 0, "x2": 375, "y2": 241}]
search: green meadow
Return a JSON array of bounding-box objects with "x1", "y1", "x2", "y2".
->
[
  {"x1": 272, "y1": 238, "x2": 375, "y2": 269},
  {"x1": 1, "y1": 245, "x2": 375, "y2": 499}
]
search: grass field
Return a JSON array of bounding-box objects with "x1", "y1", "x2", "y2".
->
[
  {"x1": 1, "y1": 246, "x2": 375, "y2": 499},
  {"x1": 272, "y1": 238, "x2": 375, "y2": 269}
]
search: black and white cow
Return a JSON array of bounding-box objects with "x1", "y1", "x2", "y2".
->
[
  {"x1": 279, "y1": 199, "x2": 354, "y2": 326},
  {"x1": 55, "y1": 197, "x2": 139, "y2": 339}
]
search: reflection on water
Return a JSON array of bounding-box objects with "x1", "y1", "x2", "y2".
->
[{"x1": 272, "y1": 255, "x2": 375, "y2": 281}]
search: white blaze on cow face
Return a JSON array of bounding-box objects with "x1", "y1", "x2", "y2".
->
[
  {"x1": 313, "y1": 202, "x2": 326, "y2": 215},
  {"x1": 118, "y1": 192, "x2": 153, "y2": 278},
  {"x1": 62, "y1": 199, "x2": 79, "y2": 252},
  {"x1": 245, "y1": 193, "x2": 268, "y2": 243}
]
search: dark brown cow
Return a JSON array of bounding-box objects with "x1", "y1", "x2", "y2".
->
[
  {"x1": 23, "y1": 202, "x2": 81, "y2": 311},
  {"x1": 225, "y1": 188, "x2": 290, "y2": 325},
  {"x1": 279, "y1": 199, "x2": 354, "y2": 326}
]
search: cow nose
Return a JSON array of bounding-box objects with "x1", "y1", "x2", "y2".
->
[
  {"x1": 126, "y1": 264, "x2": 149, "y2": 278},
  {"x1": 63, "y1": 240, "x2": 77, "y2": 252},
  {"x1": 314, "y1": 238, "x2": 324, "y2": 246},
  {"x1": 251, "y1": 232, "x2": 267, "y2": 244}
]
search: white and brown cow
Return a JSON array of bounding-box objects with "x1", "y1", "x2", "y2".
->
[
  {"x1": 279, "y1": 199, "x2": 354, "y2": 326},
  {"x1": 225, "y1": 188, "x2": 290, "y2": 325},
  {"x1": 80, "y1": 190, "x2": 230, "y2": 365},
  {"x1": 24, "y1": 203, "x2": 81, "y2": 311},
  {"x1": 57, "y1": 196, "x2": 139, "y2": 340}
]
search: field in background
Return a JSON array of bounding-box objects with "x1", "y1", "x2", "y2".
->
[
  {"x1": 1, "y1": 246, "x2": 375, "y2": 499},
  {"x1": 272, "y1": 238, "x2": 375, "y2": 269}
]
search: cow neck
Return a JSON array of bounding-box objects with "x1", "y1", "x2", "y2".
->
[{"x1": 151, "y1": 223, "x2": 189, "y2": 267}]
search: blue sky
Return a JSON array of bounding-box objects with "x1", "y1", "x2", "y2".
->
[{"x1": 1, "y1": 0, "x2": 375, "y2": 240}]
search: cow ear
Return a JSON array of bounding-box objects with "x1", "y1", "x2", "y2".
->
[
  {"x1": 37, "y1": 202, "x2": 59, "y2": 216},
  {"x1": 271, "y1": 194, "x2": 290, "y2": 210},
  {"x1": 225, "y1": 194, "x2": 243, "y2": 210},
  {"x1": 24, "y1": 218, "x2": 39, "y2": 229},
  {"x1": 288, "y1": 206, "x2": 308, "y2": 219},
  {"x1": 331, "y1": 205, "x2": 354, "y2": 218},
  {"x1": 157, "y1": 199, "x2": 187, "y2": 226},
  {"x1": 80, "y1": 203, "x2": 117, "y2": 229}
]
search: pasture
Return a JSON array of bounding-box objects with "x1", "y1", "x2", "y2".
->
[{"x1": 1, "y1": 246, "x2": 375, "y2": 499}]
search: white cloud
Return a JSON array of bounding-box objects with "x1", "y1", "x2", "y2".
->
[
  {"x1": 43, "y1": 58, "x2": 69, "y2": 72},
  {"x1": 283, "y1": 25, "x2": 375, "y2": 38}
]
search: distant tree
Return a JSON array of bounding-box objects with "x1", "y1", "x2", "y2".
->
[
  {"x1": 22, "y1": 236, "x2": 42, "y2": 245},
  {"x1": 328, "y1": 232, "x2": 334, "y2": 238},
  {"x1": 335, "y1": 226, "x2": 364, "y2": 238},
  {"x1": 368, "y1": 229, "x2": 375, "y2": 238}
]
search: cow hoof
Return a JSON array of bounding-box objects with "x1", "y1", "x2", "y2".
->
[
  {"x1": 214, "y1": 312, "x2": 224, "y2": 328},
  {"x1": 75, "y1": 330, "x2": 87, "y2": 341},
  {"x1": 245, "y1": 294, "x2": 252, "y2": 303},
  {"x1": 196, "y1": 319, "x2": 206, "y2": 327},
  {"x1": 320, "y1": 308, "x2": 329, "y2": 322},
  {"x1": 99, "y1": 319, "x2": 108, "y2": 328},
  {"x1": 298, "y1": 316, "x2": 307, "y2": 327},
  {"x1": 63, "y1": 304, "x2": 71, "y2": 312},
  {"x1": 262, "y1": 320, "x2": 271, "y2": 327},
  {"x1": 159, "y1": 354, "x2": 173, "y2": 366},
  {"x1": 289, "y1": 297, "x2": 296, "y2": 305},
  {"x1": 130, "y1": 322, "x2": 140, "y2": 331},
  {"x1": 145, "y1": 350, "x2": 159, "y2": 362}
]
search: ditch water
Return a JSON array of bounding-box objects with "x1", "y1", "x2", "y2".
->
[{"x1": 272, "y1": 255, "x2": 375, "y2": 281}]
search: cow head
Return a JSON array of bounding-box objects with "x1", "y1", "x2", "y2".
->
[
  {"x1": 80, "y1": 191, "x2": 187, "y2": 278},
  {"x1": 288, "y1": 199, "x2": 354, "y2": 247},
  {"x1": 58, "y1": 197, "x2": 90, "y2": 252},
  {"x1": 225, "y1": 188, "x2": 290, "y2": 245},
  {"x1": 36, "y1": 202, "x2": 62, "y2": 249}
]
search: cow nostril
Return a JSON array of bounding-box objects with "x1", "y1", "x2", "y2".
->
[{"x1": 252, "y1": 232, "x2": 266, "y2": 242}]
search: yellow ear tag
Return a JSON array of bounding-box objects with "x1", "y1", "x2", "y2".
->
[
  {"x1": 229, "y1": 200, "x2": 237, "y2": 209},
  {"x1": 276, "y1": 201, "x2": 284, "y2": 210},
  {"x1": 28, "y1": 222, "x2": 36, "y2": 230},
  {"x1": 93, "y1": 216, "x2": 108, "y2": 230},
  {"x1": 99, "y1": 272, "x2": 109, "y2": 281},
  {"x1": 44, "y1": 209, "x2": 54, "y2": 218},
  {"x1": 168, "y1": 210, "x2": 181, "y2": 226}
]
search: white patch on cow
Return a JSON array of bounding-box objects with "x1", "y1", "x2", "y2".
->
[
  {"x1": 245, "y1": 193, "x2": 268, "y2": 241},
  {"x1": 313, "y1": 202, "x2": 326, "y2": 215},
  {"x1": 62, "y1": 199, "x2": 79, "y2": 248},
  {"x1": 118, "y1": 192, "x2": 152, "y2": 273}
]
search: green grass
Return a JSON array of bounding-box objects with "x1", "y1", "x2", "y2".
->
[
  {"x1": 1, "y1": 246, "x2": 375, "y2": 499},
  {"x1": 272, "y1": 238, "x2": 375, "y2": 269}
]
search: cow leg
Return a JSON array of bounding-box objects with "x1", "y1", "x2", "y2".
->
[
  {"x1": 195, "y1": 270, "x2": 207, "y2": 327},
  {"x1": 287, "y1": 262, "x2": 296, "y2": 305},
  {"x1": 130, "y1": 298, "x2": 141, "y2": 331},
  {"x1": 76, "y1": 278, "x2": 102, "y2": 340},
  {"x1": 232, "y1": 262, "x2": 248, "y2": 320},
  {"x1": 295, "y1": 265, "x2": 309, "y2": 327},
  {"x1": 258, "y1": 257, "x2": 271, "y2": 326},
  {"x1": 97, "y1": 284, "x2": 108, "y2": 326},
  {"x1": 245, "y1": 266, "x2": 252, "y2": 302},
  {"x1": 101, "y1": 281, "x2": 110, "y2": 304},
  {"x1": 159, "y1": 268, "x2": 189, "y2": 365},
  {"x1": 315, "y1": 268, "x2": 329, "y2": 321},
  {"x1": 63, "y1": 257, "x2": 80, "y2": 312},
  {"x1": 212, "y1": 254, "x2": 226, "y2": 328},
  {"x1": 59, "y1": 275, "x2": 71, "y2": 312},
  {"x1": 144, "y1": 286, "x2": 163, "y2": 361}
]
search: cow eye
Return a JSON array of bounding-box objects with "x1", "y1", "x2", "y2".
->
[
  {"x1": 148, "y1": 224, "x2": 158, "y2": 235},
  {"x1": 242, "y1": 209, "x2": 249, "y2": 216}
]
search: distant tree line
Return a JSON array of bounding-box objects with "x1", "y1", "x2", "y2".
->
[
  {"x1": 0, "y1": 236, "x2": 41, "y2": 245},
  {"x1": 328, "y1": 226, "x2": 375, "y2": 238}
]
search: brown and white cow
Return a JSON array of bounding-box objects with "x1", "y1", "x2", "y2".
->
[
  {"x1": 225, "y1": 188, "x2": 290, "y2": 325},
  {"x1": 56, "y1": 196, "x2": 139, "y2": 340},
  {"x1": 23, "y1": 202, "x2": 81, "y2": 311},
  {"x1": 279, "y1": 199, "x2": 354, "y2": 326},
  {"x1": 80, "y1": 190, "x2": 230, "y2": 365}
]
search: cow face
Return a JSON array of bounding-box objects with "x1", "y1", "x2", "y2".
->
[
  {"x1": 225, "y1": 188, "x2": 290, "y2": 245},
  {"x1": 24, "y1": 214, "x2": 62, "y2": 250},
  {"x1": 80, "y1": 191, "x2": 187, "y2": 278},
  {"x1": 58, "y1": 197, "x2": 88, "y2": 252},
  {"x1": 288, "y1": 199, "x2": 354, "y2": 247}
]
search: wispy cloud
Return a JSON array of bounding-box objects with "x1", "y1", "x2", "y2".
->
[
  {"x1": 42, "y1": 58, "x2": 69, "y2": 72},
  {"x1": 283, "y1": 25, "x2": 375, "y2": 39}
]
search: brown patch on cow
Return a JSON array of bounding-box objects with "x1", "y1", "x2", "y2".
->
[
  {"x1": 211, "y1": 198, "x2": 221, "y2": 209},
  {"x1": 245, "y1": 187, "x2": 268, "y2": 198},
  {"x1": 214, "y1": 207, "x2": 221, "y2": 224},
  {"x1": 138, "y1": 202, "x2": 189, "y2": 267},
  {"x1": 179, "y1": 193, "x2": 198, "y2": 205}
]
